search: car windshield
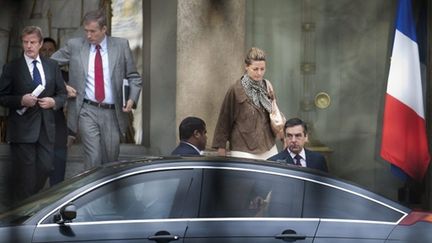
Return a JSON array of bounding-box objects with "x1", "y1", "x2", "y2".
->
[{"x1": 0, "y1": 168, "x2": 103, "y2": 226}]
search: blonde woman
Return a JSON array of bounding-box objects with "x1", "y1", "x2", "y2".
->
[{"x1": 212, "y1": 47, "x2": 279, "y2": 159}]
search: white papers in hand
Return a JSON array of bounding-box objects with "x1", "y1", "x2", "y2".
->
[{"x1": 17, "y1": 84, "x2": 45, "y2": 115}]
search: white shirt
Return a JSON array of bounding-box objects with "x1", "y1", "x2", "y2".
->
[
  {"x1": 24, "y1": 54, "x2": 46, "y2": 87},
  {"x1": 289, "y1": 149, "x2": 307, "y2": 167},
  {"x1": 85, "y1": 36, "x2": 114, "y2": 104}
]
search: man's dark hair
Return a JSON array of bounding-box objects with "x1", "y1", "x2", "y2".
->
[
  {"x1": 43, "y1": 37, "x2": 57, "y2": 48},
  {"x1": 284, "y1": 117, "x2": 308, "y2": 135},
  {"x1": 179, "y1": 117, "x2": 206, "y2": 140},
  {"x1": 83, "y1": 9, "x2": 107, "y2": 28}
]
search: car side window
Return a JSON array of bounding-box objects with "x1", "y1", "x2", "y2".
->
[
  {"x1": 68, "y1": 169, "x2": 193, "y2": 222},
  {"x1": 303, "y1": 181, "x2": 404, "y2": 221},
  {"x1": 199, "y1": 169, "x2": 304, "y2": 218}
]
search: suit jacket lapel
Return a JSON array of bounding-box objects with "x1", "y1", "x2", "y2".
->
[
  {"x1": 20, "y1": 58, "x2": 37, "y2": 89},
  {"x1": 286, "y1": 155, "x2": 294, "y2": 164},
  {"x1": 283, "y1": 150, "x2": 295, "y2": 164},
  {"x1": 107, "y1": 36, "x2": 123, "y2": 95},
  {"x1": 41, "y1": 58, "x2": 51, "y2": 86},
  {"x1": 80, "y1": 43, "x2": 90, "y2": 79},
  {"x1": 107, "y1": 37, "x2": 118, "y2": 83}
]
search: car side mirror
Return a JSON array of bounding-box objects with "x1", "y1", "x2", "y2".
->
[{"x1": 54, "y1": 204, "x2": 77, "y2": 224}]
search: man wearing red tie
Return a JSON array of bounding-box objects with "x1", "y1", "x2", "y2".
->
[
  {"x1": 268, "y1": 118, "x2": 328, "y2": 172},
  {"x1": 52, "y1": 9, "x2": 142, "y2": 170},
  {"x1": 0, "y1": 26, "x2": 67, "y2": 201}
]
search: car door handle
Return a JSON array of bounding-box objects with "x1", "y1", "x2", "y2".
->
[
  {"x1": 148, "y1": 234, "x2": 179, "y2": 241},
  {"x1": 275, "y1": 233, "x2": 306, "y2": 240},
  {"x1": 275, "y1": 229, "x2": 306, "y2": 241}
]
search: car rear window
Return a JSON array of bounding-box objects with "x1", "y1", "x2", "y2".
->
[{"x1": 303, "y1": 181, "x2": 404, "y2": 222}]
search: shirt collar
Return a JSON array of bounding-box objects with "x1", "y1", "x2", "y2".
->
[
  {"x1": 288, "y1": 148, "x2": 306, "y2": 160},
  {"x1": 24, "y1": 54, "x2": 41, "y2": 65},
  {"x1": 181, "y1": 141, "x2": 203, "y2": 155},
  {"x1": 92, "y1": 36, "x2": 108, "y2": 52}
]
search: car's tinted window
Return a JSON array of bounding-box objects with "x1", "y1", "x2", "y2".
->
[
  {"x1": 70, "y1": 169, "x2": 193, "y2": 222},
  {"x1": 1, "y1": 168, "x2": 105, "y2": 225},
  {"x1": 303, "y1": 181, "x2": 404, "y2": 221},
  {"x1": 199, "y1": 169, "x2": 304, "y2": 218}
]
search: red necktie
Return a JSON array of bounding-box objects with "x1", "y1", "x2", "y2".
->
[{"x1": 94, "y1": 45, "x2": 105, "y2": 102}]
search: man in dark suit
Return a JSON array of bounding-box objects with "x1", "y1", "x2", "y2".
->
[
  {"x1": 41, "y1": 37, "x2": 69, "y2": 186},
  {"x1": 268, "y1": 118, "x2": 328, "y2": 172},
  {"x1": 51, "y1": 9, "x2": 142, "y2": 170},
  {"x1": 171, "y1": 117, "x2": 207, "y2": 156},
  {"x1": 0, "y1": 26, "x2": 67, "y2": 201}
]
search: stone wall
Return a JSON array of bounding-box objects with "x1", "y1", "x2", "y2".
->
[{"x1": 176, "y1": 1, "x2": 246, "y2": 149}]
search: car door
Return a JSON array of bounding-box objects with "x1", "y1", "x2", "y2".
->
[
  {"x1": 302, "y1": 179, "x2": 406, "y2": 243},
  {"x1": 33, "y1": 169, "x2": 197, "y2": 243},
  {"x1": 185, "y1": 168, "x2": 317, "y2": 243}
]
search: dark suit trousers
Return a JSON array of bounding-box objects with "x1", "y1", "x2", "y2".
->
[
  {"x1": 9, "y1": 124, "x2": 54, "y2": 201},
  {"x1": 49, "y1": 109, "x2": 68, "y2": 186}
]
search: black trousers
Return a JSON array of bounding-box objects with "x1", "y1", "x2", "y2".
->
[
  {"x1": 49, "y1": 109, "x2": 68, "y2": 186},
  {"x1": 9, "y1": 125, "x2": 54, "y2": 202}
]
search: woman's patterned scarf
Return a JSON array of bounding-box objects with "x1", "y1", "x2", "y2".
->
[{"x1": 241, "y1": 74, "x2": 272, "y2": 113}]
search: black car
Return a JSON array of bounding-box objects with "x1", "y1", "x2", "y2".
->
[{"x1": 0, "y1": 156, "x2": 431, "y2": 242}]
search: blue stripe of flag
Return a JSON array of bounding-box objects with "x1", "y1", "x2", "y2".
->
[{"x1": 396, "y1": 0, "x2": 417, "y2": 42}]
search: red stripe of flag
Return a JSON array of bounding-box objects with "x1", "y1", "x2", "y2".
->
[{"x1": 381, "y1": 94, "x2": 430, "y2": 180}]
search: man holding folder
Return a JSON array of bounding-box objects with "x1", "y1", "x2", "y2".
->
[{"x1": 51, "y1": 9, "x2": 142, "y2": 170}]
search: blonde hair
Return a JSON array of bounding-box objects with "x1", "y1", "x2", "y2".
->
[
  {"x1": 244, "y1": 47, "x2": 266, "y2": 65},
  {"x1": 21, "y1": 26, "x2": 43, "y2": 42}
]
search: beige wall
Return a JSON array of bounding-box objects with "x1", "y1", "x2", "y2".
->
[{"x1": 176, "y1": 0, "x2": 246, "y2": 150}]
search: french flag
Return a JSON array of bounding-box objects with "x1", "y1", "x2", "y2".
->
[{"x1": 380, "y1": 0, "x2": 430, "y2": 181}]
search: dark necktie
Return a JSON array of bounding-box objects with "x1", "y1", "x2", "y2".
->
[
  {"x1": 32, "y1": 60, "x2": 42, "y2": 85},
  {"x1": 94, "y1": 44, "x2": 105, "y2": 102},
  {"x1": 294, "y1": 154, "x2": 302, "y2": 166}
]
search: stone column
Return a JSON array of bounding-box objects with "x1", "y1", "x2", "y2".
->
[{"x1": 176, "y1": 0, "x2": 246, "y2": 151}]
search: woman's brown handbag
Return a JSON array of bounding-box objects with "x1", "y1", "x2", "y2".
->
[{"x1": 265, "y1": 80, "x2": 286, "y2": 139}]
